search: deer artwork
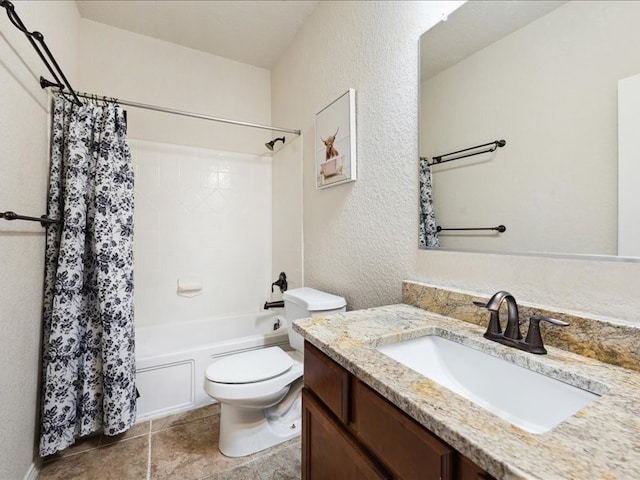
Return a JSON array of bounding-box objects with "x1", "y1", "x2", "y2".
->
[{"x1": 322, "y1": 127, "x2": 339, "y2": 160}]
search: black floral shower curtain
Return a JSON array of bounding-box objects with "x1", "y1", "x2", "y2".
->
[
  {"x1": 40, "y1": 94, "x2": 136, "y2": 456},
  {"x1": 419, "y1": 158, "x2": 440, "y2": 248}
]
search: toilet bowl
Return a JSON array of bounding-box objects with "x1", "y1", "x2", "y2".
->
[{"x1": 203, "y1": 287, "x2": 346, "y2": 457}]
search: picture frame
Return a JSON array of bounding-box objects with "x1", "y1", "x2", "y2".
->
[{"x1": 315, "y1": 89, "x2": 356, "y2": 189}]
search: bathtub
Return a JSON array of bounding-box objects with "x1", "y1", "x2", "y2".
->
[{"x1": 135, "y1": 311, "x2": 289, "y2": 421}]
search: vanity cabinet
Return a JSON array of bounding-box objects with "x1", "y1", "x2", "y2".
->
[{"x1": 302, "y1": 341, "x2": 495, "y2": 480}]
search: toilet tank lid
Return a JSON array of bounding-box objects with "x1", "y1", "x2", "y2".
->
[{"x1": 283, "y1": 287, "x2": 346, "y2": 311}]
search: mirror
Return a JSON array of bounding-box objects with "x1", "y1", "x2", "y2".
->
[{"x1": 419, "y1": 1, "x2": 640, "y2": 259}]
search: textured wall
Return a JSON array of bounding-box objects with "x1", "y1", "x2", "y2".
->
[
  {"x1": 272, "y1": 0, "x2": 640, "y2": 324},
  {"x1": 0, "y1": 2, "x2": 80, "y2": 478},
  {"x1": 272, "y1": 1, "x2": 459, "y2": 310}
]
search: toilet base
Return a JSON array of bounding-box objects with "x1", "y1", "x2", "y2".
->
[{"x1": 218, "y1": 395, "x2": 302, "y2": 457}]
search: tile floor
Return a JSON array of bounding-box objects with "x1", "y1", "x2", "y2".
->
[{"x1": 38, "y1": 404, "x2": 301, "y2": 480}]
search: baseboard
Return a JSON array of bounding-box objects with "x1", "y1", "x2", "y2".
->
[{"x1": 23, "y1": 460, "x2": 40, "y2": 480}]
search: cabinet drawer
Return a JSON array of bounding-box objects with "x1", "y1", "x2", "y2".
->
[
  {"x1": 353, "y1": 379, "x2": 454, "y2": 480},
  {"x1": 302, "y1": 389, "x2": 390, "y2": 480},
  {"x1": 304, "y1": 341, "x2": 350, "y2": 423}
]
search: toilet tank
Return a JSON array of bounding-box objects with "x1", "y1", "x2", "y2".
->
[{"x1": 283, "y1": 287, "x2": 346, "y2": 352}]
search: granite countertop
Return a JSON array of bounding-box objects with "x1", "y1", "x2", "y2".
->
[{"x1": 293, "y1": 304, "x2": 640, "y2": 480}]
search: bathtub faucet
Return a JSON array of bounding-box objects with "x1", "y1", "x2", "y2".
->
[{"x1": 264, "y1": 300, "x2": 284, "y2": 309}]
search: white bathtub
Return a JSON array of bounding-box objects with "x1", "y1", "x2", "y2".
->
[{"x1": 135, "y1": 311, "x2": 290, "y2": 421}]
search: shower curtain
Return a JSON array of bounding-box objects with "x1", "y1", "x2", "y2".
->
[
  {"x1": 419, "y1": 158, "x2": 440, "y2": 248},
  {"x1": 40, "y1": 94, "x2": 136, "y2": 456}
]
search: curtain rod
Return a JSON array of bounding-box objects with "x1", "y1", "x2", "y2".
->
[
  {"x1": 3, "y1": 0, "x2": 299, "y2": 135},
  {"x1": 42, "y1": 79, "x2": 301, "y2": 136}
]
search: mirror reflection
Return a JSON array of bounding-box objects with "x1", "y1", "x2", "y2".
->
[{"x1": 419, "y1": 1, "x2": 640, "y2": 258}]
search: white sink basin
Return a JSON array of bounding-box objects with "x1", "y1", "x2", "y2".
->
[{"x1": 377, "y1": 335, "x2": 600, "y2": 434}]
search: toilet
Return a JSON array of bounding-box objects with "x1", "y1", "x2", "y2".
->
[{"x1": 204, "y1": 287, "x2": 346, "y2": 457}]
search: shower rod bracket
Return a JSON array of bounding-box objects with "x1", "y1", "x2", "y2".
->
[{"x1": 40, "y1": 76, "x2": 63, "y2": 90}]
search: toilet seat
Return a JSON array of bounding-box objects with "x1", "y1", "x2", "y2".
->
[
  {"x1": 205, "y1": 347, "x2": 294, "y2": 384},
  {"x1": 203, "y1": 350, "x2": 303, "y2": 405}
]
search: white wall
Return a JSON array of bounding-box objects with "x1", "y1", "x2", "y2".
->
[
  {"x1": 0, "y1": 1, "x2": 80, "y2": 477},
  {"x1": 78, "y1": 20, "x2": 277, "y2": 327},
  {"x1": 272, "y1": 0, "x2": 640, "y2": 324},
  {"x1": 78, "y1": 19, "x2": 272, "y2": 155},
  {"x1": 618, "y1": 72, "x2": 640, "y2": 257},
  {"x1": 422, "y1": 1, "x2": 640, "y2": 256},
  {"x1": 272, "y1": 136, "x2": 304, "y2": 294}
]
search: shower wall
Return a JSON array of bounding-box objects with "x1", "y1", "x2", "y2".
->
[
  {"x1": 78, "y1": 18, "x2": 277, "y2": 327},
  {"x1": 131, "y1": 139, "x2": 272, "y2": 327}
]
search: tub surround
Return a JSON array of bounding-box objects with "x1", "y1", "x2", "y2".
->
[
  {"x1": 403, "y1": 281, "x2": 640, "y2": 373},
  {"x1": 293, "y1": 284, "x2": 640, "y2": 479}
]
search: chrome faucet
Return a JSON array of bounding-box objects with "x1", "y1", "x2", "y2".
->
[{"x1": 474, "y1": 291, "x2": 569, "y2": 355}]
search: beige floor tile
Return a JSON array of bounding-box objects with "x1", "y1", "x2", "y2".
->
[
  {"x1": 100, "y1": 420, "x2": 150, "y2": 446},
  {"x1": 151, "y1": 403, "x2": 220, "y2": 432},
  {"x1": 201, "y1": 463, "x2": 261, "y2": 480},
  {"x1": 254, "y1": 443, "x2": 301, "y2": 480},
  {"x1": 37, "y1": 405, "x2": 300, "y2": 480},
  {"x1": 149, "y1": 415, "x2": 250, "y2": 480},
  {"x1": 250, "y1": 437, "x2": 301, "y2": 462},
  {"x1": 38, "y1": 435, "x2": 149, "y2": 480},
  {"x1": 42, "y1": 434, "x2": 102, "y2": 462}
]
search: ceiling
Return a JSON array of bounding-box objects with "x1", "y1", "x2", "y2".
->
[{"x1": 75, "y1": 1, "x2": 319, "y2": 69}]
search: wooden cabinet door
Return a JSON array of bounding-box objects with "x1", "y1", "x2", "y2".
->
[
  {"x1": 302, "y1": 389, "x2": 390, "y2": 480},
  {"x1": 304, "y1": 341, "x2": 351, "y2": 423},
  {"x1": 353, "y1": 379, "x2": 454, "y2": 480},
  {"x1": 457, "y1": 454, "x2": 496, "y2": 480}
]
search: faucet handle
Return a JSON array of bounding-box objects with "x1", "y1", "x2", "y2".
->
[
  {"x1": 525, "y1": 315, "x2": 569, "y2": 354},
  {"x1": 271, "y1": 272, "x2": 288, "y2": 293},
  {"x1": 531, "y1": 315, "x2": 569, "y2": 327}
]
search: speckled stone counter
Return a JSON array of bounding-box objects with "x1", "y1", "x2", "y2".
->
[
  {"x1": 403, "y1": 281, "x2": 640, "y2": 373},
  {"x1": 293, "y1": 303, "x2": 640, "y2": 479}
]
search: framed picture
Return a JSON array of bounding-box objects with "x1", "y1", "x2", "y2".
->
[{"x1": 315, "y1": 89, "x2": 356, "y2": 189}]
